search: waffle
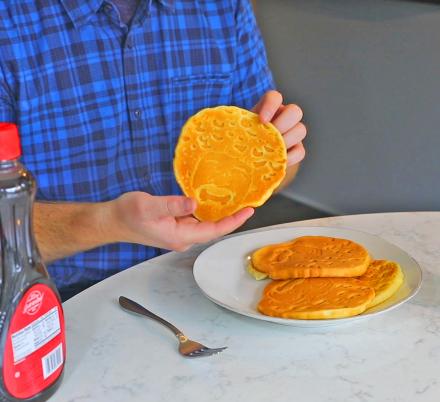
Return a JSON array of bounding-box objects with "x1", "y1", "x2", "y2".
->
[
  {"x1": 358, "y1": 260, "x2": 403, "y2": 308},
  {"x1": 258, "y1": 277, "x2": 375, "y2": 319},
  {"x1": 251, "y1": 236, "x2": 371, "y2": 279},
  {"x1": 174, "y1": 106, "x2": 287, "y2": 221}
]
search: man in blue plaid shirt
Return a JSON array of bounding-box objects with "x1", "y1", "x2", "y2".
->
[{"x1": 0, "y1": 0, "x2": 306, "y2": 299}]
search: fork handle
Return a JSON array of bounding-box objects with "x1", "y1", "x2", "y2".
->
[{"x1": 119, "y1": 296, "x2": 183, "y2": 337}]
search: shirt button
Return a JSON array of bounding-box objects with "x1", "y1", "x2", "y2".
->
[
  {"x1": 134, "y1": 109, "x2": 142, "y2": 119},
  {"x1": 103, "y1": 3, "x2": 112, "y2": 13},
  {"x1": 126, "y1": 39, "x2": 134, "y2": 49}
]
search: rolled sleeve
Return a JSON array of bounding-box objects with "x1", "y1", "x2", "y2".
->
[{"x1": 231, "y1": 0, "x2": 276, "y2": 110}]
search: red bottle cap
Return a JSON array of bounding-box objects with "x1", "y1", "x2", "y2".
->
[{"x1": 0, "y1": 122, "x2": 21, "y2": 160}]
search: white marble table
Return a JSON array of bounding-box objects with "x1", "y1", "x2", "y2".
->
[{"x1": 51, "y1": 212, "x2": 440, "y2": 402}]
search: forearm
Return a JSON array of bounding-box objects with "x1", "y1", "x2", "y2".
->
[{"x1": 33, "y1": 201, "x2": 115, "y2": 263}]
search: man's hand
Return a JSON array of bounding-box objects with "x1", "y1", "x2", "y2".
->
[
  {"x1": 35, "y1": 193, "x2": 254, "y2": 262},
  {"x1": 253, "y1": 90, "x2": 306, "y2": 167},
  {"x1": 104, "y1": 192, "x2": 254, "y2": 252}
]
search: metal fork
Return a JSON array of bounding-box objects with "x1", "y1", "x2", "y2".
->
[{"x1": 118, "y1": 296, "x2": 227, "y2": 358}]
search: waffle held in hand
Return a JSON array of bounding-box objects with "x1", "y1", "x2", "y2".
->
[{"x1": 174, "y1": 106, "x2": 287, "y2": 222}]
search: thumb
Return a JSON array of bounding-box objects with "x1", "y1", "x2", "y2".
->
[{"x1": 152, "y1": 195, "x2": 196, "y2": 218}]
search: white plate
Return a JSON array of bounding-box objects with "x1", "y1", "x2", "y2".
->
[{"x1": 193, "y1": 227, "x2": 423, "y2": 327}]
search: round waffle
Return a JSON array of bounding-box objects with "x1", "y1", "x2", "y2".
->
[
  {"x1": 258, "y1": 277, "x2": 375, "y2": 319},
  {"x1": 358, "y1": 260, "x2": 403, "y2": 308},
  {"x1": 251, "y1": 236, "x2": 371, "y2": 279},
  {"x1": 173, "y1": 106, "x2": 287, "y2": 221}
]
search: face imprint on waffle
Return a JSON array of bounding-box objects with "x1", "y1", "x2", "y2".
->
[
  {"x1": 174, "y1": 106, "x2": 287, "y2": 221},
  {"x1": 192, "y1": 152, "x2": 251, "y2": 208}
]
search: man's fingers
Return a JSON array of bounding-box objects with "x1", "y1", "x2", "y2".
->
[
  {"x1": 211, "y1": 207, "x2": 255, "y2": 238},
  {"x1": 287, "y1": 142, "x2": 306, "y2": 166},
  {"x1": 177, "y1": 215, "x2": 199, "y2": 225},
  {"x1": 180, "y1": 207, "x2": 255, "y2": 244},
  {"x1": 252, "y1": 90, "x2": 283, "y2": 123},
  {"x1": 283, "y1": 122, "x2": 307, "y2": 149},
  {"x1": 151, "y1": 195, "x2": 196, "y2": 218},
  {"x1": 272, "y1": 104, "x2": 304, "y2": 133}
]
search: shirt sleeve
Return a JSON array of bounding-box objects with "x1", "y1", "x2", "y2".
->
[
  {"x1": 0, "y1": 61, "x2": 16, "y2": 123},
  {"x1": 231, "y1": 0, "x2": 276, "y2": 110}
]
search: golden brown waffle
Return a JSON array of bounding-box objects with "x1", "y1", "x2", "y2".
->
[
  {"x1": 173, "y1": 106, "x2": 287, "y2": 221},
  {"x1": 251, "y1": 236, "x2": 371, "y2": 279},
  {"x1": 358, "y1": 260, "x2": 403, "y2": 308},
  {"x1": 258, "y1": 277, "x2": 375, "y2": 319}
]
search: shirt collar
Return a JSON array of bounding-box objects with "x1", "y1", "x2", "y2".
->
[
  {"x1": 60, "y1": 0, "x2": 175, "y2": 28},
  {"x1": 60, "y1": 0, "x2": 104, "y2": 28}
]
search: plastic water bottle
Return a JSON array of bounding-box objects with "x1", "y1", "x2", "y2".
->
[{"x1": 0, "y1": 123, "x2": 66, "y2": 401}]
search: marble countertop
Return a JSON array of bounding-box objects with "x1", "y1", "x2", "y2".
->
[{"x1": 51, "y1": 212, "x2": 440, "y2": 402}]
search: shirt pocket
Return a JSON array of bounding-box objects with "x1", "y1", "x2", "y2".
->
[
  {"x1": 171, "y1": 72, "x2": 232, "y2": 116},
  {"x1": 168, "y1": 73, "x2": 232, "y2": 141}
]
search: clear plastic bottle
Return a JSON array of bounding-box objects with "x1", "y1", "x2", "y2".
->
[{"x1": 0, "y1": 123, "x2": 66, "y2": 401}]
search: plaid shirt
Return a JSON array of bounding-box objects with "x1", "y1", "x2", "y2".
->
[{"x1": 0, "y1": 0, "x2": 274, "y2": 291}]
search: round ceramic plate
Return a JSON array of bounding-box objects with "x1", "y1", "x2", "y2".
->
[{"x1": 193, "y1": 227, "x2": 422, "y2": 327}]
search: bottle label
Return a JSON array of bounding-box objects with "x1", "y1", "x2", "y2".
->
[{"x1": 2, "y1": 284, "x2": 66, "y2": 399}]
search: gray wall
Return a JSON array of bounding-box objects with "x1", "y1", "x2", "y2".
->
[{"x1": 256, "y1": 0, "x2": 440, "y2": 215}]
